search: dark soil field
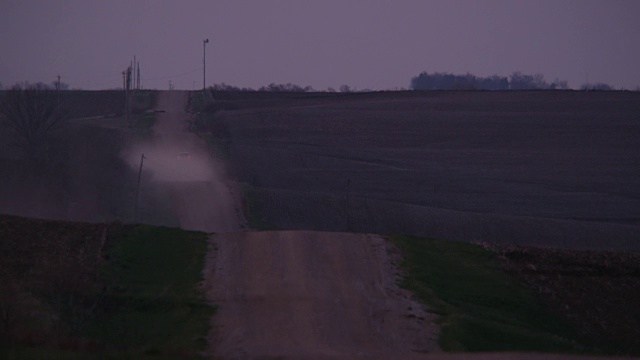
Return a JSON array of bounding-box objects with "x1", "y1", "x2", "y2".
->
[
  {"x1": 0, "y1": 90, "x2": 160, "y2": 223},
  {"x1": 203, "y1": 90, "x2": 640, "y2": 251},
  {"x1": 492, "y1": 244, "x2": 640, "y2": 354},
  {"x1": 0, "y1": 214, "x2": 212, "y2": 357},
  {"x1": 61, "y1": 90, "x2": 126, "y2": 118},
  {"x1": 0, "y1": 215, "x2": 122, "y2": 349}
]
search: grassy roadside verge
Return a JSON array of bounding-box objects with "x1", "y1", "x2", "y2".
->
[
  {"x1": 392, "y1": 235, "x2": 599, "y2": 354},
  {"x1": 1, "y1": 217, "x2": 213, "y2": 358},
  {"x1": 87, "y1": 225, "x2": 213, "y2": 357}
]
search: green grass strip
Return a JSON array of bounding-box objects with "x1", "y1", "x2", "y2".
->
[
  {"x1": 88, "y1": 225, "x2": 213, "y2": 358},
  {"x1": 392, "y1": 235, "x2": 592, "y2": 353}
]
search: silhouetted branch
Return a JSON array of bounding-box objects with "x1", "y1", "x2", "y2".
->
[{"x1": 0, "y1": 84, "x2": 68, "y2": 160}]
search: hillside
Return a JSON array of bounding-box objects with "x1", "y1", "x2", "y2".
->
[
  {"x1": 198, "y1": 90, "x2": 640, "y2": 251},
  {"x1": 2, "y1": 90, "x2": 640, "y2": 357}
]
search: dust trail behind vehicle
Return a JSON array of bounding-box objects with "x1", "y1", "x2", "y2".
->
[{"x1": 121, "y1": 90, "x2": 245, "y2": 232}]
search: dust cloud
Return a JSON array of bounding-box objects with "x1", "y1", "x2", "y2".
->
[
  {"x1": 121, "y1": 136, "x2": 215, "y2": 183},
  {"x1": 124, "y1": 90, "x2": 244, "y2": 233}
]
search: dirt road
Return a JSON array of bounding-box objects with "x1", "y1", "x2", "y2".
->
[
  {"x1": 147, "y1": 90, "x2": 244, "y2": 233},
  {"x1": 206, "y1": 231, "x2": 439, "y2": 359}
]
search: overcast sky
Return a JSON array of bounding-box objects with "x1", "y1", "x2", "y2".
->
[{"x1": 1, "y1": 0, "x2": 639, "y2": 90}]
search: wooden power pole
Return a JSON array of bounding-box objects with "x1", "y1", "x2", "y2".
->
[
  {"x1": 134, "y1": 153, "x2": 146, "y2": 223},
  {"x1": 203, "y1": 38, "x2": 209, "y2": 101}
]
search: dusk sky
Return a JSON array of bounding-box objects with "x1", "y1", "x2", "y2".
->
[{"x1": 1, "y1": 0, "x2": 639, "y2": 91}]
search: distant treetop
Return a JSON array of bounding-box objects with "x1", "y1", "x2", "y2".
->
[
  {"x1": 209, "y1": 82, "x2": 315, "y2": 93},
  {"x1": 580, "y1": 82, "x2": 613, "y2": 91},
  {"x1": 410, "y1": 71, "x2": 571, "y2": 91}
]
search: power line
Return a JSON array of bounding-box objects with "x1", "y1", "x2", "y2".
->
[{"x1": 63, "y1": 66, "x2": 202, "y2": 89}]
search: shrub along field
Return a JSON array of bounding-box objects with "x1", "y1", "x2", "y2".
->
[{"x1": 0, "y1": 214, "x2": 212, "y2": 358}]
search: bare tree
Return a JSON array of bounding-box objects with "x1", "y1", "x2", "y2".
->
[
  {"x1": 339, "y1": 85, "x2": 352, "y2": 93},
  {"x1": 0, "y1": 84, "x2": 68, "y2": 161}
]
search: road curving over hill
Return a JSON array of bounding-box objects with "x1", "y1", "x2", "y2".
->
[
  {"x1": 148, "y1": 90, "x2": 245, "y2": 233},
  {"x1": 151, "y1": 91, "x2": 440, "y2": 357}
]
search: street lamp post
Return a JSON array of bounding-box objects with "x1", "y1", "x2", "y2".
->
[{"x1": 203, "y1": 38, "x2": 209, "y2": 99}]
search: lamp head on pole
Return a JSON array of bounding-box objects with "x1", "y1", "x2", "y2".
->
[{"x1": 204, "y1": 38, "x2": 209, "y2": 44}]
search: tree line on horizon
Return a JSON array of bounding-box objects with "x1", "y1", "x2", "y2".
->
[
  {"x1": 0, "y1": 80, "x2": 70, "y2": 91},
  {"x1": 208, "y1": 82, "x2": 359, "y2": 93},
  {"x1": 410, "y1": 71, "x2": 616, "y2": 91},
  {"x1": 208, "y1": 74, "x2": 616, "y2": 93},
  {"x1": 411, "y1": 71, "x2": 568, "y2": 90},
  {"x1": 1, "y1": 75, "x2": 623, "y2": 93}
]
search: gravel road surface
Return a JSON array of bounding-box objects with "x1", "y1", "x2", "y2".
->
[
  {"x1": 206, "y1": 231, "x2": 439, "y2": 359},
  {"x1": 151, "y1": 91, "x2": 244, "y2": 233}
]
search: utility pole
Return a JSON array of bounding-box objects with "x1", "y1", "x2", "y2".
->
[
  {"x1": 134, "y1": 153, "x2": 146, "y2": 223},
  {"x1": 137, "y1": 61, "x2": 141, "y2": 90},
  {"x1": 133, "y1": 55, "x2": 136, "y2": 90},
  {"x1": 128, "y1": 65, "x2": 132, "y2": 90},
  {"x1": 122, "y1": 65, "x2": 133, "y2": 127},
  {"x1": 126, "y1": 66, "x2": 132, "y2": 127},
  {"x1": 203, "y1": 38, "x2": 209, "y2": 101},
  {"x1": 345, "y1": 178, "x2": 351, "y2": 232},
  {"x1": 122, "y1": 69, "x2": 128, "y2": 126},
  {"x1": 56, "y1": 75, "x2": 61, "y2": 90}
]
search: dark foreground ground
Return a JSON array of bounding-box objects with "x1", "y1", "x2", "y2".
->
[
  {"x1": 202, "y1": 90, "x2": 640, "y2": 251},
  {"x1": 492, "y1": 244, "x2": 640, "y2": 354},
  {"x1": 2, "y1": 214, "x2": 639, "y2": 356},
  {"x1": 0, "y1": 214, "x2": 211, "y2": 357}
]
